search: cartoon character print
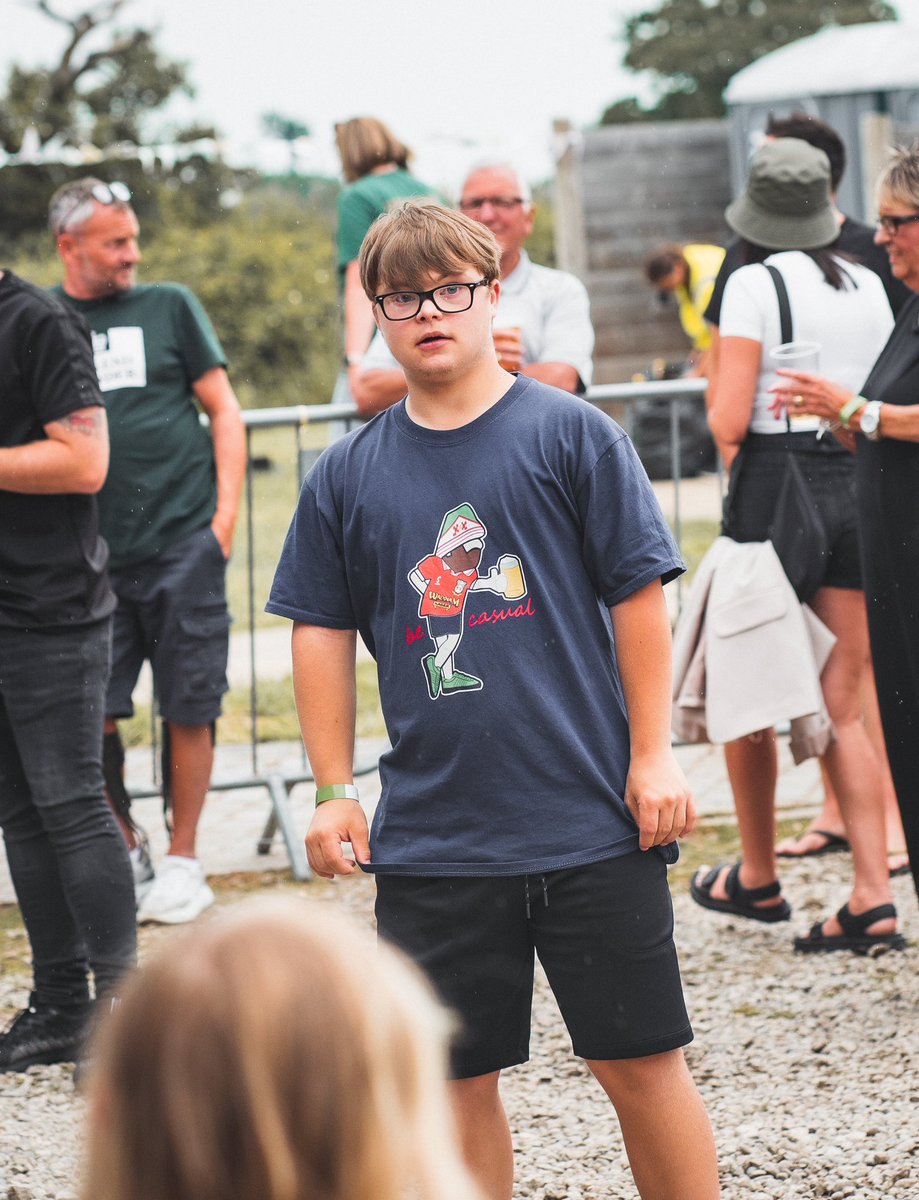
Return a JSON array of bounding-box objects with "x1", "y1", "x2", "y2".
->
[{"x1": 407, "y1": 502, "x2": 527, "y2": 699}]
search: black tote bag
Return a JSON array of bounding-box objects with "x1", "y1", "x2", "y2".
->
[{"x1": 764, "y1": 265, "x2": 828, "y2": 603}]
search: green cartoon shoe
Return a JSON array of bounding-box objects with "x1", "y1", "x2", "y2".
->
[
  {"x1": 423, "y1": 654, "x2": 442, "y2": 699},
  {"x1": 441, "y1": 670, "x2": 483, "y2": 694}
]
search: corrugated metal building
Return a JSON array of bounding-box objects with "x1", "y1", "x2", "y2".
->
[{"x1": 725, "y1": 21, "x2": 919, "y2": 222}]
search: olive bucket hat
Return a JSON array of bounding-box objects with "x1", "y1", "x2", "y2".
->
[{"x1": 725, "y1": 137, "x2": 839, "y2": 251}]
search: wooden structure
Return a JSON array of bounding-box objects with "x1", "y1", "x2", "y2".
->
[{"x1": 554, "y1": 118, "x2": 732, "y2": 384}]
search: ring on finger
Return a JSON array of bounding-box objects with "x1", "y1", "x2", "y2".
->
[{"x1": 793, "y1": 395, "x2": 804, "y2": 408}]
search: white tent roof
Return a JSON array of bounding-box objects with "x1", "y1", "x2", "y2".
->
[{"x1": 725, "y1": 21, "x2": 919, "y2": 105}]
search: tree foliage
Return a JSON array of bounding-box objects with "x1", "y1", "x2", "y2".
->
[
  {"x1": 602, "y1": 0, "x2": 897, "y2": 124},
  {"x1": 261, "y1": 112, "x2": 311, "y2": 174},
  {"x1": 142, "y1": 190, "x2": 341, "y2": 408},
  {"x1": 0, "y1": 0, "x2": 202, "y2": 153}
]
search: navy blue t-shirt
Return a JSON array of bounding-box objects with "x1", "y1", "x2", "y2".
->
[{"x1": 267, "y1": 376, "x2": 684, "y2": 875}]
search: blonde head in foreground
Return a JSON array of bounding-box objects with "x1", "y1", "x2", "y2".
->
[{"x1": 82, "y1": 897, "x2": 480, "y2": 1200}]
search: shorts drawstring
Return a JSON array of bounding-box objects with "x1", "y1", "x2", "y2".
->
[{"x1": 524, "y1": 874, "x2": 549, "y2": 919}]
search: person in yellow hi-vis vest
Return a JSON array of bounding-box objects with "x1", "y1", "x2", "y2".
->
[{"x1": 644, "y1": 243, "x2": 725, "y2": 377}]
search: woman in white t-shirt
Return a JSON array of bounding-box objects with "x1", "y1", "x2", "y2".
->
[{"x1": 692, "y1": 138, "x2": 905, "y2": 954}]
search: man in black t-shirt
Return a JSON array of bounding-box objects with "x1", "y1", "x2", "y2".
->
[
  {"x1": 49, "y1": 178, "x2": 246, "y2": 926},
  {"x1": 0, "y1": 270, "x2": 136, "y2": 1073}
]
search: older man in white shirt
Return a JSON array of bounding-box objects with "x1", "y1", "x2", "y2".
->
[{"x1": 350, "y1": 163, "x2": 595, "y2": 414}]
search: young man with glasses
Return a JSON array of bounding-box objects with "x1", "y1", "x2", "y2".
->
[
  {"x1": 352, "y1": 163, "x2": 594, "y2": 413},
  {"x1": 48, "y1": 177, "x2": 246, "y2": 925},
  {"x1": 268, "y1": 201, "x2": 720, "y2": 1200}
]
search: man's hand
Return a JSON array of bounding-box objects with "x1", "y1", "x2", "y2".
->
[
  {"x1": 625, "y1": 750, "x2": 697, "y2": 850},
  {"x1": 210, "y1": 512, "x2": 234, "y2": 558},
  {"x1": 306, "y1": 798, "x2": 371, "y2": 879},
  {"x1": 193, "y1": 366, "x2": 245, "y2": 558}
]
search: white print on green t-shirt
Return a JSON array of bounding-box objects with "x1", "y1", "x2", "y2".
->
[{"x1": 91, "y1": 326, "x2": 147, "y2": 392}]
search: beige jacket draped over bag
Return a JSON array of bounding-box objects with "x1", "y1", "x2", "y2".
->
[{"x1": 671, "y1": 537, "x2": 836, "y2": 763}]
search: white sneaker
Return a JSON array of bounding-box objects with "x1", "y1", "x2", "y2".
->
[
  {"x1": 136, "y1": 856, "x2": 214, "y2": 925},
  {"x1": 129, "y1": 833, "x2": 156, "y2": 905}
]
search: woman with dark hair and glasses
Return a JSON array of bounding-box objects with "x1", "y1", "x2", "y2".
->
[
  {"x1": 690, "y1": 138, "x2": 905, "y2": 954},
  {"x1": 773, "y1": 141, "x2": 919, "y2": 907}
]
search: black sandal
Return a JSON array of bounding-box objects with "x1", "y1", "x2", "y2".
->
[
  {"x1": 794, "y1": 902, "x2": 907, "y2": 954},
  {"x1": 777, "y1": 829, "x2": 850, "y2": 858},
  {"x1": 690, "y1": 862, "x2": 791, "y2": 924}
]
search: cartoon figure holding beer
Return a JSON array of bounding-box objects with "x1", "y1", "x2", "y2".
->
[{"x1": 408, "y1": 502, "x2": 526, "y2": 699}]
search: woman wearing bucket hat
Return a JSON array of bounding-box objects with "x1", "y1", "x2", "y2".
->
[
  {"x1": 772, "y1": 141, "x2": 919, "y2": 909},
  {"x1": 691, "y1": 138, "x2": 906, "y2": 953}
]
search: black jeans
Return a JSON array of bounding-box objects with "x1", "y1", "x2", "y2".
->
[{"x1": 0, "y1": 619, "x2": 137, "y2": 1006}]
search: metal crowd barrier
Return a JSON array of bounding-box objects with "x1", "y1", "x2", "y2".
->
[{"x1": 133, "y1": 379, "x2": 716, "y2": 880}]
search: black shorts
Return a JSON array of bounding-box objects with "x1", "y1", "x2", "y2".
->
[
  {"x1": 107, "y1": 525, "x2": 230, "y2": 725},
  {"x1": 724, "y1": 433, "x2": 861, "y2": 590},
  {"x1": 375, "y1": 851, "x2": 693, "y2": 1079}
]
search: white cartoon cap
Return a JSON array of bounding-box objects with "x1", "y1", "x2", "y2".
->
[{"x1": 436, "y1": 503, "x2": 487, "y2": 557}]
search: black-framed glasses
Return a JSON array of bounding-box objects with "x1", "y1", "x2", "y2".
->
[
  {"x1": 374, "y1": 279, "x2": 490, "y2": 321},
  {"x1": 876, "y1": 212, "x2": 919, "y2": 234},
  {"x1": 459, "y1": 196, "x2": 525, "y2": 212}
]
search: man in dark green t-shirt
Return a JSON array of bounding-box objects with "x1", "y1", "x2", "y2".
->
[{"x1": 50, "y1": 178, "x2": 247, "y2": 926}]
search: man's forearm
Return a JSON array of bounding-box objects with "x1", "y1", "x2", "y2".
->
[
  {"x1": 610, "y1": 579, "x2": 694, "y2": 847},
  {"x1": 610, "y1": 580, "x2": 674, "y2": 756},
  {"x1": 344, "y1": 262, "x2": 377, "y2": 360},
  {"x1": 350, "y1": 366, "x2": 407, "y2": 415},
  {"x1": 522, "y1": 362, "x2": 580, "y2": 393},
  {"x1": 292, "y1": 624, "x2": 358, "y2": 783},
  {"x1": 0, "y1": 407, "x2": 108, "y2": 494},
  {"x1": 210, "y1": 405, "x2": 246, "y2": 536}
]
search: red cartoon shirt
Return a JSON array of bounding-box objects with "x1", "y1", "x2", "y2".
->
[{"x1": 416, "y1": 555, "x2": 476, "y2": 618}]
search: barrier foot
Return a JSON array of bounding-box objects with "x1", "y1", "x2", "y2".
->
[{"x1": 265, "y1": 772, "x2": 311, "y2": 881}]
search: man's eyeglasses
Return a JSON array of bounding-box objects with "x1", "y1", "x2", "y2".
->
[
  {"x1": 374, "y1": 280, "x2": 490, "y2": 321},
  {"x1": 875, "y1": 212, "x2": 919, "y2": 234},
  {"x1": 459, "y1": 197, "x2": 525, "y2": 212}
]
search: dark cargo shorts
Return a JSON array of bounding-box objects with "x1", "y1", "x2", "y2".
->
[
  {"x1": 375, "y1": 850, "x2": 693, "y2": 1079},
  {"x1": 107, "y1": 525, "x2": 230, "y2": 725}
]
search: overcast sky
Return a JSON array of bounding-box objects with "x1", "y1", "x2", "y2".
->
[{"x1": 3, "y1": 0, "x2": 919, "y2": 192}]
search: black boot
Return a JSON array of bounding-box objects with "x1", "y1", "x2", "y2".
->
[{"x1": 0, "y1": 996, "x2": 93, "y2": 1072}]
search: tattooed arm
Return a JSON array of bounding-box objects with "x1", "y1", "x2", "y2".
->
[{"x1": 0, "y1": 406, "x2": 109, "y2": 495}]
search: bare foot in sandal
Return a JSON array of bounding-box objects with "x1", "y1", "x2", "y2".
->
[
  {"x1": 794, "y1": 902, "x2": 905, "y2": 953},
  {"x1": 690, "y1": 862, "x2": 791, "y2": 923},
  {"x1": 888, "y1": 850, "x2": 911, "y2": 878},
  {"x1": 776, "y1": 827, "x2": 849, "y2": 858}
]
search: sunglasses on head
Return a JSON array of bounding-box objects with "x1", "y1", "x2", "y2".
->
[{"x1": 90, "y1": 181, "x2": 132, "y2": 205}]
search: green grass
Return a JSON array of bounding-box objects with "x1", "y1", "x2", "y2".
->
[
  {"x1": 675, "y1": 518, "x2": 719, "y2": 584},
  {"x1": 228, "y1": 424, "x2": 328, "y2": 632}
]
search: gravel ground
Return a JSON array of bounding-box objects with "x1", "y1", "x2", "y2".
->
[{"x1": 1, "y1": 852, "x2": 917, "y2": 1200}]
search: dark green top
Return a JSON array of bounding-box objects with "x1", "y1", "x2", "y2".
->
[
  {"x1": 337, "y1": 169, "x2": 433, "y2": 275},
  {"x1": 55, "y1": 283, "x2": 226, "y2": 569}
]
